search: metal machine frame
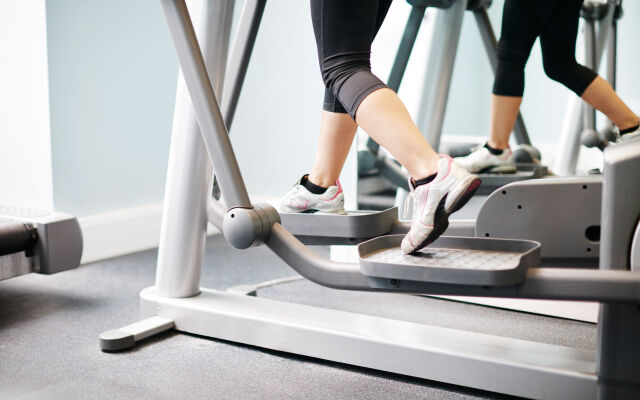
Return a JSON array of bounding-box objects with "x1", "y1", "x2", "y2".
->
[
  {"x1": 0, "y1": 206, "x2": 83, "y2": 281},
  {"x1": 554, "y1": 0, "x2": 620, "y2": 174},
  {"x1": 580, "y1": 0, "x2": 623, "y2": 152},
  {"x1": 101, "y1": 1, "x2": 640, "y2": 398}
]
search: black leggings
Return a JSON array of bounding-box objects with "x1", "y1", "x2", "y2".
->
[
  {"x1": 310, "y1": 0, "x2": 393, "y2": 118},
  {"x1": 494, "y1": 0, "x2": 598, "y2": 97}
]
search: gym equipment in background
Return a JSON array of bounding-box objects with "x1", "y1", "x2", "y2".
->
[
  {"x1": 357, "y1": 0, "x2": 546, "y2": 204},
  {"x1": 555, "y1": 0, "x2": 620, "y2": 174},
  {"x1": 580, "y1": 0, "x2": 624, "y2": 152}
]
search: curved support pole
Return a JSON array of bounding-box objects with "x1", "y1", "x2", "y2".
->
[
  {"x1": 161, "y1": 0, "x2": 251, "y2": 209},
  {"x1": 266, "y1": 223, "x2": 370, "y2": 290},
  {"x1": 266, "y1": 220, "x2": 640, "y2": 303},
  {"x1": 221, "y1": 0, "x2": 266, "y2": 130},
  {"x1": 156, "y1": 0, "x2": 235, "y2": 298}
]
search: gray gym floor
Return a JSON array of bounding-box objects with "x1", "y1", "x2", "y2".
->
[{"x1": 0, "y1": 234, "x2": 595, "y2": 400}]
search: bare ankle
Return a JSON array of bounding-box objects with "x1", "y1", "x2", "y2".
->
[
  {"x1": 487, "y1": 139, "x2": 509, "y2": 150},
  {"x1": 307, "y1": 173, "x2": 334, "y2": 188},
  {"x1": 618, "y1": 117, "x2": 640, "y2": 132}
]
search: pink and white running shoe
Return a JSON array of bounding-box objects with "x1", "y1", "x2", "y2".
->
[
  {"x1": 455, "y1": 144, "x2": 515, "y2": 173},
  {"x1": 401, "y1": 156, "x2": 481, "y2": 254},
  {"x1": 280, "y1": 175, "x2": 346, "y2": 215}
]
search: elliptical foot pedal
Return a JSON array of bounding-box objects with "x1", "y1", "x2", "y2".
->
[
  {"x1": 280, "y1": 207, "x2": 398, "y2": 245},
  {"x1": 476, "y1": 164, "x2": 548, "y2": 195},
  {"x1": 483, "y1": 164, "x2": 518, "y2": 174},
  {"x1": 358, "y1": 235, "x2": 540, "y2": 286}
]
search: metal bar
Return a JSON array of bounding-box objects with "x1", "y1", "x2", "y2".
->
[
  {"x1": 378, "y1": 157, "x2": 410, "y2": 190},
  {"x1": 1, "y1": 253, "x2": 34, "y2": 281},
  {"x1": 207, "y1": 196, "x2": 226, "y2": 230},
  {"x1": 603, "y1": 9, "x2": 617, "y2": 132},
  {"x1": 415, "y1": 0, "x2": 469, "y2": 151},
  {"x1": 155, "y1": 0, "x2": 234, "y2": 297},
  {"x1": 607, "y1": 11, "x2": 617, "y2": 91},
  {"x1": 221, "y1": 0, "x2": 266, "y2": 130},
  {"x1": 265, "y1": 223, "x2": 370, "y2": 290},
  {"x1": 0, "y1": 219, "x2": 37, "y2": 257},
  {"x1": 367, "y1": 5, "x2": 427, "y2": 156},
  {"x1": 596, "y1": 139, "x2": 640, "y2": 398},
  {"x1": 388, "y1": 5, "x2": 427, "y2": 92},
  {"x1": 160, "y1": 0, "x2": 251, "y2": 209},
  {"x1": 266, "y1": 222, "x2": 640, "y2": 303},
  {"x1": 583, "y1": 19, "x2": 597, "y2": 132},
  {"x1": 473, "y1": 8, "x2": 531, "y2": 146},
  {"x1": 369, "y1": 268, "x2": 640, "y2": 303}
]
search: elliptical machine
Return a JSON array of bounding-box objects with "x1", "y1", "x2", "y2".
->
[{"x1": 101, "y1": 2, "x2": 640, "y2": 398}]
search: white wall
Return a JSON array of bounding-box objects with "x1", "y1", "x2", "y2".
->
[{"x1": 0, "y1": 0, "x2": 54, "y2": 210}]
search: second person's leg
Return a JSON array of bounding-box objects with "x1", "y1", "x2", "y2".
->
[
  {"x1": 539, "y1": 0, "x2": 639, "y2": 138},
  {"x1": 456, "y1": 0, "x2": 540, "y2": 173}
]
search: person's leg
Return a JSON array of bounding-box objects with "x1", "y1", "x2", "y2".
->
[
  {"x1": 488, "y1": 95, "x2": 522, "y2": 149},
  {"x1": 539, "y1": 0, "x2": 639, "y2": 134},
  {"x1": 307, "y1": 0, "x2": 392, "y2": 188},
  {"x1": 308, "y1": 111, "x2": 358, "y2": 187},
  {"x1": 281, "y1": 0, "x2": 392, "y2": 215},
  {"x1": 456, "y1": 0, "x2": 539, "y2": 173},
  {"x1": 312, "y1": 0, "x2": 440, "y2": 180},
  {"x1": 306, "y1": 0, "x2": 480, "y2": 253},
  {"x1": 581, "y1": 77, "x2": 639, "y2": 133},
  {"x1": 355, "y1": 89, "x2": 439, "y2": 179},
  {"x1": 488, "y1": 0, "x2": 541, "y2": 149}
]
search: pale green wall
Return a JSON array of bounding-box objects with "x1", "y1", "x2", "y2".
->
[
  {"x1": 46, "y1": 0, "x2": 178, "y2": 215},
  {"x1": 43, "y1": 0, "x2": 640, "y2": 215}
]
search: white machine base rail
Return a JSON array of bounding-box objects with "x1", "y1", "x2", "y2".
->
[{"x1": 100, "y1": 287, "x2": 597, "y2": 400}]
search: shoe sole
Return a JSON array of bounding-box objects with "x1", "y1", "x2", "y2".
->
[
  {"x1": 408, "y1": 177, "x2": 481, "y2": 254},
  {"x1": 280, "y1": 208, "x2": 347, "y2": 215},
  {"x1": 408, "y1": 195, "x2": 450, "y2": 254}
]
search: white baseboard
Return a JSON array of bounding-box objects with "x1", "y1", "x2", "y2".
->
[{"x1": 78, "y1": 202, "x2": 219, "y2": 264}]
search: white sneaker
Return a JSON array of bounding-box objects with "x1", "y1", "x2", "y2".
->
[
  {"x1": 618, "y1": 126, "x2": 640, "y2": 143},
  {"x1": 455, "y1": 144, "x2": 516, "y2": 173},
  {"x1": 280, "y1": 175, "x2": 346, "y2": 215},
  {"x1": 401, "y1": 156, "x2": 481, "y2": 254}
]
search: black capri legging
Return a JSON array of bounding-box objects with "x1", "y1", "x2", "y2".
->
[
  {"x1": 494, "y1": 0, "x2": 598, "y2": 97},
  {"x1": 310, "y1": 0, "x2": 393, "y2": 118}
]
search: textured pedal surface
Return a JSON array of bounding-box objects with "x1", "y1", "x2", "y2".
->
[
  {"x1": 359, "y1": 235, "x2": 540, "y2": 286},
  {"x1": 280, "y1": 207, "x2": 397, "y2": 239},
  {"x1": 365, "y1": 247, "x2": 521, "y2": 270},
  {"x1": 476, "y1": 164, "x2": 548, "y2": 195}
]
